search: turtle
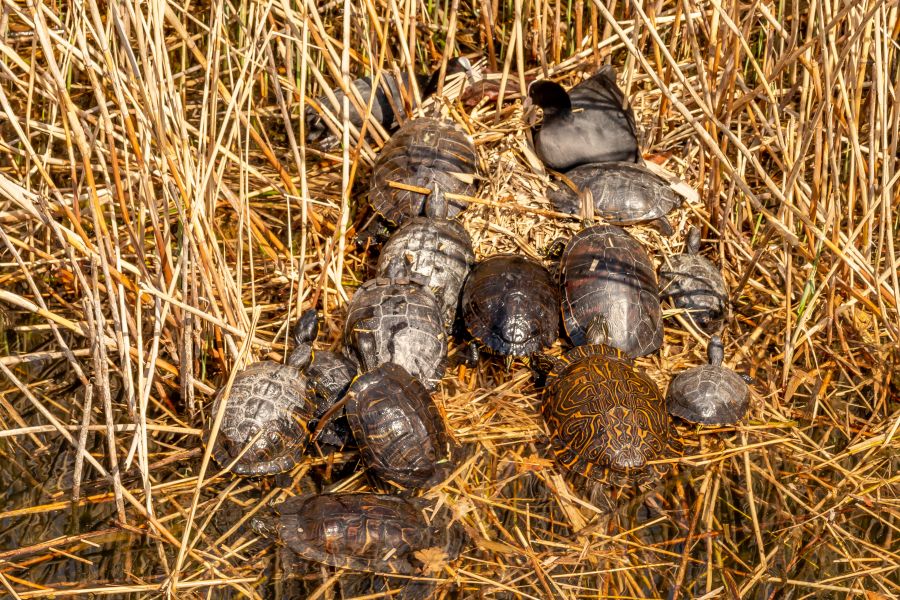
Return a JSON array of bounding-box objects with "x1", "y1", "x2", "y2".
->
[
  {"x1": 368, "y1": 116, "x2": 478, "y2": 226},
  {"x1": 559, "y1": 224, "x2": 663, "y2": 358},
  {"x1": 343, "y1": 277, "x2": 447, "y2": 389},
  {"x1": 666, "y1": 335, "x2": 750, "y2": 425},
  {"x1": 251, "y1": 493, "x2": 466, "y2": 575},
  {"x1": 547, "y1": 162, "x2": 680, "y2": 235},
  {"x1": 524, "y1": 65, "x2": 639, "y2": 172},
  {"x1": 305, "y1": 57, "x2": 473, "y2": 148},
  {"x1": 207, "y1": 315, "x2": 317, "y2": 476},
  {"x1": 658, "y1": 227, "x2": 729, "y2": 334},
  {"x1": 460, "y1": 254, "x2": 560, "y2": 366},
  {"x1": 315, "y1": 362, "x2": 458, "y2": 490},
  {"x1": 536, "y1": 343, "x2": 676, "y2": 485},
  {"x1": 376, "y1": 217, "x2": 475, "y2": 328}
]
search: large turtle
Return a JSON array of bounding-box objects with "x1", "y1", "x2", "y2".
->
[
  {"x1": 376, "y1": 217, "x2": 475, "y2": 329},
  {"x1": 207, "y1": 316, "x2": 317, "y2": 476},
  {"x1": 659, "y1": 227, "x2": 729, "y2": 334},
  {"x1": 460, "y1": 254, "x2": 560, "y2": 366},
  {"x1": 343, "y1": 277, "x2": 447, "y2": 389},
  {"x1": 548, "y1": 162, "x2": 680, "y2": 234},
  {"x1": 537, "y1": 343, "x2": 677, "y2": 485},
  {"x1": 251, "y1": 493, "x2": 466, "y2": 575},
  {"x1": 369, "y1": 117, "x2": 478, "y2": 226},
  {"x1": 559, "y1": 224, "x2": 663, "y2": 357},
  {"x1": 666, "y1": 336, "x2": 750, "y2": 425}
]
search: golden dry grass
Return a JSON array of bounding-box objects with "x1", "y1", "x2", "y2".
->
[{"x1": 0, "y1": 0, "x2": 898, "y2": 598}]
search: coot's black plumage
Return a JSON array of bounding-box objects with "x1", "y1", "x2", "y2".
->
[{"x1": 527, "y1": 65, "x2": 639, "y2": 171}]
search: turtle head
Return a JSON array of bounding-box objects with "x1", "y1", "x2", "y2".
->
[
  {"x1": 293, "y1": 309, "x2": 319, "y2": 345},
  {"x1": 685, "y1": 226, "x2": 702, "y2": 255},
  {"x1": 707, "y1": 335, "x2": 724, "y2": 366},
  {"x1": 585, "y1": 314, "x2": 611, "y2": 346}
]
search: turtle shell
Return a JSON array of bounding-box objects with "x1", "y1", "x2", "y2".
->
[
  {"x1": 369, "y1": 117, "x2": 478, "y2": 225},
  {"x1": 541, "y1": 344, "x2": 672, "y2": 484},
  {"x1": 560, "y1": 225, "x2": 663, "y2": 357},
  {"x1": 273, "y1": 493, "x2": 465, "y2": 574},
  {"x1": 376, "y1": 217, "x2": 475, "y2": 328},
  {"x1": 307, "y1": 350, "x2": 358, "y2": 448},
  {"x1": 659, "y1": 240, "x2": 728, "y2": 334},
  {"x1": 461, "y1": 254, "x2": 560, "y2": 357},
  {"x1": 345, "y1": 362, "x2": 456, "y2": 489},
  {"x1": 548, "y1": 162, "x2": 679, "y2": 226},
  {"x1": 343, "y1": 277, "x2": 447, "y2": 389},
  {"x1": 209, "y1": 360, "x2": 315, "y2": 476},
  {"x1": 666, "y1": 339, "x2": 749, "y2": 425}
]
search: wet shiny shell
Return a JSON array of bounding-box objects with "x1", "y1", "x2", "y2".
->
[
  {"x1": 542, "y1": 345, "x2": 670, "y2": 483},
  {"x1": 548, "y1": 162, "x2": 679, "y2": 225},
  {"x1": 275, "y1": 493, "x2": 464, "y2": 574},
  {"x1": 210, "y1": 361, "x2": 314, "y2": 476},
  {"x1": 461, "y1": 254, "x2": 560, "y2": 357},
  {"x1": 667, "y1": 364, "x2": 749, "y2": 425},
  {"x1": 377, "y1": 217, "x2": 475, "y2": 328},
  {"x1": 369, "y1": 117, "x2": 478, "y2": 225},
  {"x1": 307, "y1": 350, "x2": 358, "y2": 448},
  {"x1": 346, "y1": 363, "x2": 455, "y2": 489},
  {"x1": 343, "y1": 278, "x2": 447, "y2": 389},
  {"x1": 560, "y1": 225, "x2": 663, "y2": 357},
  {"x1": 659, "y1": 254, "x2": 728, "y2": 334}
]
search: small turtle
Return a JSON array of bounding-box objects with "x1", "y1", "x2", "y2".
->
[
  {"x1": 548, "y1": 162, "x2": 680, "y2": 234},
  {"x1": 377, "y1": 217, "x2": 475, "y2": 328},
  {"x1": 343, "y1": 277, "x2": 447, "y2": 389},
  {"x1": 666, "y1": 336, "x2": 750, "y2": 425},
  {"x1": 559, "y1": 225, "x2": 663, "y2": 357},
  {"x1": 207, "y1": 316, "x2": 317, "y2": 476},
  {"x1": 252, "y1": 493, "x2": 466, "y2": 575},
  {"x1": 460, "y1": 254, "x2": 560, "y2": 365},
  {"x1": 536, "y1": 343, "x2": 676, "y2": 485},
  {"x1": 524, "y1": 65, "x2": 639, "y2": 172},
  {"x1": 659, "y1": 227, "x2": 729, "y2": 333},
  {"x1": 369, "y1": 117, "x2": 478, "y2": 226},
  {"x1": 317, "y1": 362, "x2": 457, "y2": 489}
]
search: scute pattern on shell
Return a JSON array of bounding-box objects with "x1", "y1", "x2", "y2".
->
[
  {"x1": 667, "y1": 364, "x2": 749, "y2": 425},
  {"x1": 542, "y1": 345, "x2": 670, "y2": 484},
  {"x1": 461, "y1": 254, "x2": 560, "y2": 357},
  {"x1": 659, "y1": 254, "x2": 728, "y2": 334},
  {"x1": 548, "y1": 162, "x2": 679, "y2": 225},
  {"x1": 346, "y1": 363, "x2": 456, "y2": 489},
  {"x1": 369, "y1": 117, "x2": 478, "y2": 225},
  {"x1": 210, "y1": 361, "x2": 314, "y2": 476},
  {"x1": 376, "y1": 217, "x2": 475, "y2": 328},
  {"x1": 343, "y1": 277, "x2": 447, "y2": 389},
  {"x1": 560, "y1": 225, "x2": 663, "y2": 357},
  {"x1": 275, "y1": 493, "x2": 463, "y2": 574}
]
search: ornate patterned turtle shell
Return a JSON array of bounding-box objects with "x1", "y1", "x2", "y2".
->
[
  {"x1": 260, "y1": 493, "x2": 465, "y2": 575},
  {"x1": 559, "y1": 225, "x2": 663, "y2": 357},
  {"x1": 659, "y1": 227, "x2": 729, "y2": 334},
  {"x1": 540, "y1": 344, "x2": 673, "y2": 484},
  {"x1": 461, "y1": 254, "x2": 560, "y2": 360},
  {"x1": 343, "y1": 362, "x2": 457, "y2": 489},
  {"x1": 377, "y1": 217, "x2": 475, "y2": 329},
  {"x1": 369, "y1": 117, "x2": 478, "y2": 225},
  {"x1": 208, "y1": 318, "x2": 316, "y2": 476},
  {"x1": 666, "y1": 336, "x2": 749, "y2": 425},
  {"x1": 343, "y1": 277, "x2": 447, "y2": 389},
  {"x1": 548, "y1": 162, "x2": 679, "y2": 233}
]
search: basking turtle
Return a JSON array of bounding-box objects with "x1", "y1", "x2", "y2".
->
[
  {"x1": 343, "y1": 277, "x2": 447, "y2": 389},
  {"x1": 537, "y1": 344, "x2": 676, "y2": 485},
  {"x1": 548, "y1": 162, "x2": 680, "y2": 234},
  {"x1": 666, "y1": 336, "x2": 749, "y2": 425},
  {"x1": 377, "y1": 217, "x2": 475, "y2": 328},
  {"x1": 559, "y1": 225, "x2": 663, "y2": 357},
  {"x1": 207, "y1": 316, "x2": 317, "y2": 476},
  {"x1": 460, "y1": 254, "x2": 560, "y2": 365},
  {"x1": 369, "y1": 117, "x2": 478, "y2": 226},
  {"x1": 524, "y1": 65, "x2": 639, "y2": 171},
  {"x1": 317, "y1": 362, "x2": 457, "y2": 490},
  {"x1": 659, "y1": 227, "x2": 729, "y2": 333},
  {"x1": 252, "y1": 493, "x2": 466, "y2": 575}
]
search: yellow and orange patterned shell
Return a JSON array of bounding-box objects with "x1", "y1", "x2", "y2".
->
[{"x1": 541, "y1": 344, "x2": 670, "y2": 483}]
